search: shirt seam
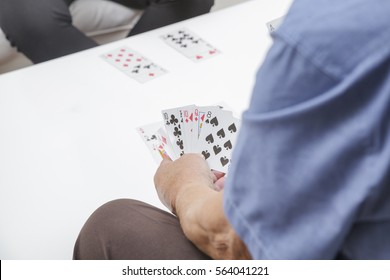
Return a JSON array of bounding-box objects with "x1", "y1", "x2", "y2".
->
[{"x1": 272, "y1": 32, "x2": 342, "y2": 84}]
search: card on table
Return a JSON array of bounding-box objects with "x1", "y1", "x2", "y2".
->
[
  {"x1": 266, "y1": 16, "x2": 285, "y2": 33},
  {"x1": 161, "y1": 28, "x2": 221, "y2": 62},
  {"x1": 138, "y1": 104, "x2": 241, "y2": 173},
  {"x1": 101, "y1": 46, "x2": 167, "y2": 83}
]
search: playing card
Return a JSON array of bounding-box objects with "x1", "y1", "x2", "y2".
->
[
  {"x1": 101, "y1": 46, "x2": 167, "y2": 83},
  {"x1": 194, "y1": 106, "x2": 223, "y2": 147},
  {"x1": 266, "y1": 16, "x2": 285, "y2": 33},
  {"x1": 155, "y1": 127, "x2": 176, "y2": 160},
  {"x1": 196, "y1": 109, "x2": 240, "y2": 173},
  {"x1": 162, "y1": 28, "x2": 220, "y2": 62},
  {"x1": 161, "y1": 107, "x2": 186, "y2": 159},
  {"x1": 136, "y1": 122, "x2": 165, "y2": 163},
  {"x1": 179, "y1": 105, "x2": 198, "y2": 153}
]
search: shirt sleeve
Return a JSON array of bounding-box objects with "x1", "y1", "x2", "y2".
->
[{"x1": 223, "y1": 34, "x2": 377, "y2": 259}]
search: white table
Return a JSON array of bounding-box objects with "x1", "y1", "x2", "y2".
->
[{"x1": 0, "y1": 0, "x2": 293, "y2": 259}]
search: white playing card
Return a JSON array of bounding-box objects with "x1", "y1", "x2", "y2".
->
[
  {"x1": 161, "y1": 28, "x2": 220, "y2": 62},
  {"x1": 161, "y1": 107, "x2": 186, "y2": 159},
  {"x1": 155, "y1": 127, "x2": 176, "y2": 160},
  {"x1": 193, "y1": 106, "x2": 223, "y2": 150},
  {"x1": 266, "y1": 16, "x2": 285, "y2": 33},
  {"x1": 197, "y1": 109, "x2": 240, "y2": 173},
  {"x1": 136, "y1": 122, "x2": 165, "y2": 163},
  {"x1": 179, "y1": 105, "x2": 198, "y2": 153},
  {"x1": 101, "y1": 46, "x2": 167, "y2": 83}
]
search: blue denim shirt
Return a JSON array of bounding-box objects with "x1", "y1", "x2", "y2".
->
[{"x1": 224, "y1": 0, "x2": 390, "y2": 259}]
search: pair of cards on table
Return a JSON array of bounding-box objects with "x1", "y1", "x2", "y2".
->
[
  {"x1": 137, "y1": 105, "x2": 241, "y2": 173},
  {"x1": 101, "y1": 28, "x2": 220, "y2": 83}
]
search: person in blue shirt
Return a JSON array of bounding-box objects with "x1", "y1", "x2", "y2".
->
[{"x1": 73, "y1": 0, "x2": 390, "y2": 259}]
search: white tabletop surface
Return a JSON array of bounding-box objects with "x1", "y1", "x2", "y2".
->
[{"x1": 0, "y1": 0, "x2": 293, "y2": 259}]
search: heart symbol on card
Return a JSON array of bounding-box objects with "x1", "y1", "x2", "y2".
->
[
  {"x1": 228, "y1": 123, "x2": 237, "y2": 133},
  {"x1": 220, "y1": 156, "x2": 229, "y2": 167},
  {"x1": 209, "y1": 50, "x2": 216, "y2": 55},
  {"x1": 196, "y1": 55, "x2": 203, "y2": 60},
  {"x1": 217, "y1": 129, "x2": 225, "y2": 139},
  {"x1": 202, "y1": 150, "x2": 211, "y2": 159},
  {"x1": 224, "y1": 140, "x2": 232, "y2": 150},
  {"x1": 213, "y1": 145, "x2": 222, "y2": 155},
  {"x1": 210, "y1": 117, "x2": 219, "y2": 127},
  {"x1": 205, "y1": 134, "x2": 214, "y2": 144}
]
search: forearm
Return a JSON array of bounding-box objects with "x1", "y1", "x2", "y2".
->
[
  {"x1": 174, "y1": 184, "x2": 251, "y2": 259},
  {"x1": 154, "y1": 154, "x2": 251, "y2": 259}
]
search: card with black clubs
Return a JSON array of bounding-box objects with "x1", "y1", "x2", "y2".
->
[{"x1": 161, "y1": 28, "x2": 221, "y2": 62}]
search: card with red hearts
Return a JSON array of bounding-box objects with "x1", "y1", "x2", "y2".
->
[
  {"x1": 101, "y1": 46, "x2": 167, "y2": 83},
  {"x1": 161, "y1": 28, "x2": 221, "y2": 62}
]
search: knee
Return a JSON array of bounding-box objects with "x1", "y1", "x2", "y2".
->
[
  {"x1": 73, "y1": 199, "x2": 145, "y2": 260},
  {"x1": 0, "y1": 2, "x2": 72, "y2": 46}
]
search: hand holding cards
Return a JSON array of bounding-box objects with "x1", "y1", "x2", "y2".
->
[{"x1": 137, "y1": 105, "x2": 241, "y2": 173}]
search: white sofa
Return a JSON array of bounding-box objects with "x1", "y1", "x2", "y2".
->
[{"x1": 0, "y1": 0, "x2": 144, "y2": 74}]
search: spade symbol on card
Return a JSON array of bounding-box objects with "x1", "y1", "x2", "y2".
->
[
  {"x1": 205, "y1": 134, "x2": 214, "y2": 144},
  {"x1": 213, "y1": 145, "x2": 222, "y2": 155},
  {"x1": 224, "y1": 140, "x2": 232, "y2": 150},
  {"x1": 228, "y1": 123, "x2": 237, "y2": 133},
  {"x1": 220, "y1": 156, "x2": 229, "y2": 167},
  {"x1": 202, "y1": 150, "x2": 211, "y2": 159},
  {"x1": 217, "y1": 129, "x2": 225, "y2": 139},
  {"x1": 210, "y1": 117, "x2": 219, "y2": 127}
]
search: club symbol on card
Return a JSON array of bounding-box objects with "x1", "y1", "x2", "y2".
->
[
  {"x1": 217, "y1": 129, "x2": 225, "y2": 139},
  {"x1": 228, "y1": 123, "x2": 237, "y2": 133},
  {"x1": 220, "y1": 156, "x2": 229, "y2": 167},
  {"x1": 213, "y1": 145, "x2": 222, "y2": 155},
  {"x1": 224, "y1": 140, "x2": 232, "y2": 150},
  {"x1": 210, "y1": 117, "x2": 219, "y2": 127},
  {"x1": 205, "y1": 134, "x2": 214, "y2": 144},
  {"x1": 176, "y1": 139, "x2": 184, "y2": 149},
  {"x1": 169, "y1": 115, "x2": 179, "y2": 125},
  {"x1": 173, "y1": 127, "x2": 181, "y2": 137},
  {"x1": 202, "y1": 150, "x2": 211, "y2": 159}
]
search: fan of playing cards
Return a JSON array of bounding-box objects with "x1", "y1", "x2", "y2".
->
[{"x1": 137, "y1": 105, "x2": 241, "y2": 173}]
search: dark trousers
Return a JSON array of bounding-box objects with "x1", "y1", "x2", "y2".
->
[
  {"x1": 0, "y1": 0, "x2": 214, "y2": 63},
  {"x1": 73, "y1": 199, "x2": 211, "y2": 259}
]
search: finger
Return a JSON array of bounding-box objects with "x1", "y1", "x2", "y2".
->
[
  {"x1": 214, "y1": 177, "x2": 226, "y2": 191},
  {"x1": 158, "y1": 157, "x2": 173, "y2": 167},
  {"x1": 212, "y1": 170, "x2": 225, "y2": 180}
]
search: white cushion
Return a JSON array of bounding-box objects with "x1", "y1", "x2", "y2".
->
[
  {"x1": 0, "y1": 0, "x2": 142, "y2": 69},
  {"x1": 70, "y1": 0, "x2": 143, "y2": 36}
]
